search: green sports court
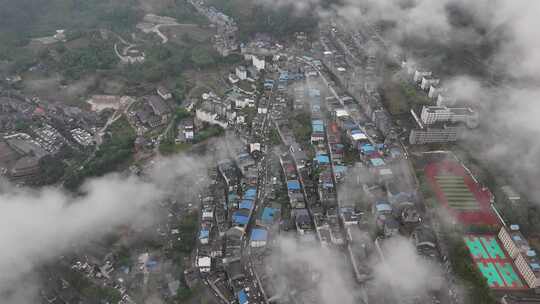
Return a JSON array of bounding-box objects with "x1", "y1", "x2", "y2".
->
[{"x1": 464, "y1": 235, "x2": 525, "y2": 289}]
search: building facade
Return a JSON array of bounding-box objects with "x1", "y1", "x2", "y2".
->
[
  {"x1": 409, "y1": 123, "x2": 464, "y2": 144},
  {"x1": 420, "y1": 106, "x2": 479, "y2": 128},
  {"x1": 498, "y1": 226, "x2": 540, "y2": 288},
  {"x1": 252, "y1": 55, "x2": 265, "y2": 71}
]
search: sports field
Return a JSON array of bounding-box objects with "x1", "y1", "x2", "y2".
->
[
  {"x1": 464, "y1": 235, "x2": 525, "y2": 289},
  {"x1": 425, "y1": 161, "x2": 499, "y2": 225}
]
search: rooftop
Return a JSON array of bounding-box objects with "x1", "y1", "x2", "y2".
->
[
  {"x1": 239, "y1": 199, "x2": 254, "y2": 210},
  {"x1": 287, "y1": 180, "x2": 301, "y2": 191},
  {"x1": 147, "y1": 95, "x2": 171, "y2": 116},
  {"x1": 251, "y1": 228, "x2": 268, "y2": 241}
]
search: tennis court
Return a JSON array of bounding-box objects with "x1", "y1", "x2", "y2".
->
[{"x1": 464, "y1": 235, "x2": 525, "y2": 289}]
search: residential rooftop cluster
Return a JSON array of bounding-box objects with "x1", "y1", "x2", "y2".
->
[
  {"x1": 0, "y1": 92, "x2": 103, "y2": 184},
  {"x1": 188, "y1": 0, "x2": 238, "y2": 56}
]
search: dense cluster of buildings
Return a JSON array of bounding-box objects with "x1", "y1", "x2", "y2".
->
[
  {"x1": 402, "y1": 63, "x2": 480, "y2": 145},
  {"x1": 292, "y1": 39, "x2": 452, "y2": 302},
  {"x1": 188, "y1": 0, "x2": 238, "y2": 56},
  {"x1": 191, "y1": 60, "x2": 287, "y2": 303},
  {"x1": 134, "y1": 95, "x2": 172, "y2": 129},
  {"x1": 0, "y1": 92, "x2": 102, "y2": 184}
]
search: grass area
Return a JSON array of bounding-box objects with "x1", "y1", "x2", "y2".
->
[
  {"x1": 183, "y1": 67, "x2": 230, "y2": 96},
  {"x1": 162, "y1": 24, "x2": 214, "y2": 46},
  {"x1": 60, "y1": 265, "x2": 121, "y2": 303},
  {"x1": 170, "y1": 210, "x2": 199, "y2": 256},
  {"x1": 193, "y1": 125, "x2": 225, "y2": 143},
  {"x1": 381, "y1": 80, "x2": 411, "y2": 115},
  {"x1": 269, "y1": 128, "x2": 281, "y2": 146},
  {"x1": 58, "y1": 34, "x2": 118, "y2": 80},
  {"x1": 160, "y1": 141, "x2": 191, "y2": 155},
  {"x1": 435, "y1": 176, "x2": 479, "y2": 211},
  {"x1": 206, "y1": 0, "x2": 318, "y2": 39},
  {"x1": 291, "y1": 112, "x2": 311, "y2": 144},
  {"x1": 342, "y1": 142, "x2": 359, "y2": 165},
  {"x1": 0, "y1": 0, "x2": 139, "y2": 66},
  {"x1": 154, "y1": 0, "x2": 208, "y2": 25},
  {"x1": 240, "y1": 107, "x2": 257, "y2": 126},
  {"x1": 159, "y1": 108, "x2": 194, "y2": 155},
  {"x1": 400, "y1": 81, "x2": 432, "y2": 107}
]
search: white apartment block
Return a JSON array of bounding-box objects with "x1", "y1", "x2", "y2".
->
[
  {"x1": 515, "y1": 253, "x2": 540, "y2": 288},
  {"x1": 498, "y1": 226, "x2": 540, "y2": 289},
  {"x1": 409, "y1": 123, "x2": 463, "y2": 144},
  {"x1": 236, "y1": 66, "x2": 247, "y2": 80},
  {"x1": 420, "y1": 77, "x2": 440, "y2": 91},
  {"x1": 498, "y1": 225, "x2": 523, "y2": 259},
  {"x1": 413, "y1": 70, "x2": 432, "y2": 83},
  {"x1": 252, "y1": 55, "x2": 265, "y2": 71},
  {"x1": 420, "y1": 106, "x2": 479, "y2": 128},
  {"x1": 428, "y1": 86, "x2": 446, "y2": 99}
]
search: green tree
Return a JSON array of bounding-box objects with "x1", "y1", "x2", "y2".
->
[
  {"x1": 190, "y1": 47, "x2": 215, "y2": 68},
  {"x1": 64, "y1": 116, "x2": 135, "y2": 191},
  {"x1": 38, "y1": 155, "x2": 66, "y2": 185}
]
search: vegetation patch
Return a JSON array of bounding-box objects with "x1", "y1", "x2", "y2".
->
[{"x1": 64, "y1": 115, "x2": 135, "y2": 190}]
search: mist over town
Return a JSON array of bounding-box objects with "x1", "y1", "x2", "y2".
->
[{"x1": 1, "y1": 0, "x2": 540, "y2": 303}]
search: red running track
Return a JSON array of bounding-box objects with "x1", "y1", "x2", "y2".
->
[{"x1": 425, "y1": 161, "x2": 500, "y2": 226}]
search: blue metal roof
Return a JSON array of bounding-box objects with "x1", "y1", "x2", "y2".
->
[
  {"x1": 370, "y1": 158, "x2": 385, "y2": 167},
  {"x1": 237, "y1": 152, "x2": 251, "y2": 159},
  {"x1": 199, "y1": 229, "x2": 209, "y2": 239},
  {"x1": 233, "y1": 210, "x2": 250, "y2": 225},
  {"x1": 375, "y1": 203, "x2": 392, "y2": 213},
  {"x1": 237, "y1": 290, "x2": 248, "y2": 304},
  {"x1": 251, "y1": 228, "x2": 268, "y2": 241},
  {"x1": 343, "y1": 121, "x2": 358, "y2": 130},
  {"x1": 233, "y1": 215, "x2": 249, "y2": 225},
  {"x1": 287, "y1": 180, "x2": 301, "y2": 191},
  {"x1": 312, "y1": 124, "x2": 324, "y2": 133},
  {"x1": 340, "y1": 207, "x2": 353, "y2": 213},
  {"x1": 312, "y1": 119, "x2": 324, "y2": 125},
  {"x1": 239, "y1": 199, "x2": 254, "y2": 210},
  {"x1": 323, "y1": 182, "x2": 334, "y2": 189},
  {"x1": 334, "y1": 165, "x2": 347, "y2": 174},
  {"x1": 262, "y1": 207, "x2": 276, "y2": 223},
  {"x1": 244, "y1": 188, "x2": 257, "y2": 199},
  {"x1": 360, "y1": 144, "x2": 375, "y2": 153},
  {"x1": 316, "y1": 155, "x2": 330, "y2": 164},
  {"x1": 308, "y1": 89, "x2": 320, "y2": 97},
  {"x1": 228, "y1": 192, "x2": 239, "y2": 202}
]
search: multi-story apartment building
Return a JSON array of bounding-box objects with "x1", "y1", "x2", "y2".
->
[
  {"x1": 498, "y1": 225, "x2": 540, "y2": 288},
  {"x1": 409, "y1": 122, "x2": 464, "y2": 144},
  {"x1": 420, "y1": 106, "x2": 479, "y2": 128},
  {"x1": 420, "y1": 76, "x2": 440, "y2": 91},
  {"x1": 413, "y1": 70, "x2": 432, "y2": 83}
]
